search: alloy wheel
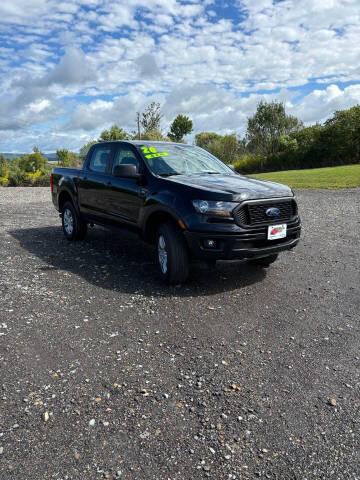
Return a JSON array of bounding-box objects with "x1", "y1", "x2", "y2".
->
[{"x1": 158, "y1": 235, "x2": 168, "y2": 274}]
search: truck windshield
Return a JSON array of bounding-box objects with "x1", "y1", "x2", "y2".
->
[{"x1": 136, "y1": 144, "x2": 233, "y2": 176}]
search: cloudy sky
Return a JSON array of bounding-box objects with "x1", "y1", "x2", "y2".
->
[{"x1": 0, "y1": 0, "x2": 360, "y2": 152}]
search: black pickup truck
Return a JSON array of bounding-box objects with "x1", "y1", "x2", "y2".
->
[{"x1": 51, "y1": 141, "x2": 301, "y2": 283}]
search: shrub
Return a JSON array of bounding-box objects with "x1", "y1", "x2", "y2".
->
[
  {"x1": 27, "y1": 170, "x2": 43, "y2": 184},
  {"x1": 24, "y1": 169, "x2": 51, "y2": 186},
  {"x1": 31, "y1": 170, "x2": 51, "y2": 186},
  {"x1": 264, "y1": 151, "x2": 296, "y2": 172},
  {"x1": 0, "y1": 176, "x2": 8, "y2": 186},
  {"x1": 8, "y1": 167, "x2": 28, "y2": 186},
  {"x1": 233, "y1": 154, "x2": 267, "y2": 174}
]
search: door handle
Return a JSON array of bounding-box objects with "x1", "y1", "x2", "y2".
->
[
  {"x1": 107, "y1": 181, "x2": 112, "y2": 186},
  {"x1": 138, "y1": 188, "x2": 147, "y2": 198}
]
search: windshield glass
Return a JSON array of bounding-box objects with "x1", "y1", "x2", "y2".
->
[{"x1": 136, "y1": 143, "x2": 233, "y2": 176}]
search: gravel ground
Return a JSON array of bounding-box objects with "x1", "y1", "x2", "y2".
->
[{"x1": 0, "y1": 187, "x2": 359, "y2": 480}]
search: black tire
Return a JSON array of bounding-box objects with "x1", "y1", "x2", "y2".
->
[
  {"x1": 249, "y1": 253, "x2": 278, "y2": 267},
  {"x1": 156, "y1": 222, "x2": 189, "y2": 284},
  {"x1": 61, "y1": 201, "x2": 87, "y2": 241}
]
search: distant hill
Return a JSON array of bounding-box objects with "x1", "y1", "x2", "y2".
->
[{"x1": 2, "y1": 152, "x2": 58, "y2": 162}]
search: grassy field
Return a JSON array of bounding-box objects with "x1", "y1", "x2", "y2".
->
[{"x1": 249, "y1": 164, "x2": 360, "y2": 189}]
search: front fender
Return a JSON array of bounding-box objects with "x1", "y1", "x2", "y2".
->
[{"x1": 140, "y1": 193, "x2": 185, "y2": 241}]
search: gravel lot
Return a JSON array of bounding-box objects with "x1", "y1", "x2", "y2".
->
[{"x1": 0, "y1": 187, "x2": 359, "y2": 480}]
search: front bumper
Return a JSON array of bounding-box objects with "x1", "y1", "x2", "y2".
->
[{"x1": 184, "y1": 219, "x2": 301, "y2": 261}]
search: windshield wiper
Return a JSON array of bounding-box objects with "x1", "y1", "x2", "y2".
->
[
  {"x1": 158, "y1": 172, "x2": 182, "y2": 177},
  {"x1": 159, "y1": 172, "x2": 223, "y2": 177}
]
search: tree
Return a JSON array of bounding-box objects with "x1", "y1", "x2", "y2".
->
[
  {"x1": 99, "y1": 124, "x2": 128, "y2": 141},
  {"x1": 195, "y1": 132, "x2": 242, "y2": 163},
  {"x1": 141, "y1": 102, "x2": 162, "y2": 133},
  {"x1": 79, "y1": 140, "x2": 97, "y2": 159},
  {"x1": 217, "y1": 134, "x2": 239, "y2": 163},
  {"x1": 18, "y1": 151, "x2": 47, "y2": 172},
  {"x1": 195, "y1": 132, "x2": 222, "y2": 150},
  {"x1": 323, "y1": 105, "x2": 360, "y2": 163},
  {"x1": 140, "y1": 129, "x2": 168, "y2": 141},
  {"x1": 168, "y1": 114, "x2": 193, "y2": 142},
  {"x1": 0, "y1": 153, "x2": 9, "y2": 177},
  {"x1": 291, "y1": 124, "x2": 323, "y2": 150},
  {"x1": 56, "y1": 149, "x2": 80, "y2": 167},
  {"x1": 278, "y1": 135, "x2": 298, "y2": 153},
  {"x1": 246, "y1": 101, "x2": 303, "y2": 156}
]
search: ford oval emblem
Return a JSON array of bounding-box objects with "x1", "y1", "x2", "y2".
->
[{"x1": 266, "y1": 207, "x2": 280, "y2": 217}]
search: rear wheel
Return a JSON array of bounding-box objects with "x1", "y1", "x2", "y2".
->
[
  {"x1": 249, "y1": 253, "x2": 278, "y2": 267},
  {"x1": 61, "y1": 201, "x2": 87, "y2": 241},
  {"x1": 156, "y1": 223, "x2": 189, "y2": 284}
]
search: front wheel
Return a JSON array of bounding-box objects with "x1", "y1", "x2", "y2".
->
[
  {"x1": 156, "y1": 223, "x2": 189, "y2": 284},
  {"x1": 249, "y1": 253, "x2": 278, "y2": 267},
  {"x1": 61, "y1": 201, "x2": 87, "y2": 241}
]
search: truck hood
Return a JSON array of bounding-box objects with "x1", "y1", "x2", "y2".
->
[{"x1": 166, "y1": 173, "x2": 293, "y2": 201}]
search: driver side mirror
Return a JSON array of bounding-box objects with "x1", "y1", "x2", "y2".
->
[
  {"x1": 228, "y1": 164, "x2": 235, "y2": 171},
  {"x1": 114, "y1": 164, "x2": 140, "y2": 179}
]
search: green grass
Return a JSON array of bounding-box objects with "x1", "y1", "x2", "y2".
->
[{"x1": 248, "y1": 164, "x2": 360, "y2": 189}]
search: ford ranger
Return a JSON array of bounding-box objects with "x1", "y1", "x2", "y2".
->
[{"x1": 51, "y1": 141, "x2": 301, "y2": 283}]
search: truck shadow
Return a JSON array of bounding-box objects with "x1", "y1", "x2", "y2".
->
[{"x1": 10, "y1": 225, "x2": 267, "y2": 297}]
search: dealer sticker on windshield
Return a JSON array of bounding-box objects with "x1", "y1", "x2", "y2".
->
[
  {"x1": 267, "y1": 224, "x2": 287, "y2": 240},
  {"x1": 141, "y1": 146, "x2": 168, "y2": 159}
]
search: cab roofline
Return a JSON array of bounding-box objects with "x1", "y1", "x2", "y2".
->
[{"x1": 97, "y1": 140, "x2": 192, "y2": 146}]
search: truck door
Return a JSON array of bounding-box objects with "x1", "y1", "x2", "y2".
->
[
  {"x1": 78, "y1": 144, "x2": 114, "y2": 220},
  {"x1": 105, "y1": 144, "x2": 144, "y2": 225}
]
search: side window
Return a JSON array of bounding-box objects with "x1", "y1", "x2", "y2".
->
[
  {"x1": 113, "y1": 146, "x2": 139, "y2": 173},
  {"x1": 89, "y1": 146, "x2": 112, "y2": 173}
]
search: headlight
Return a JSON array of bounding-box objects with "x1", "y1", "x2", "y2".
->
[{"x1": 192, "y1": 200, "x2": 236, "y2": 217}]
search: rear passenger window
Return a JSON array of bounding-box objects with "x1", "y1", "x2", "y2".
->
[
  {"x1": 89, "y1": 146, "x2": 112, "y2": 173},
  {"x1": 113, "y1": 146, "x2": 139, "y2": 173}
]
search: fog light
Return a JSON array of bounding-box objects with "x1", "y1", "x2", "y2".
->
[{"x1": 204, "y1": 239, "x2": 217, "y2": 248}]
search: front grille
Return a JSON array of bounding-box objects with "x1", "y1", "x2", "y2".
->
[
  {"x1": 234, "y1": 199, "x2": 297, "y2": 226},
  {"x1": 234, "y1": 205, "x2": 250, "y2": 225}
]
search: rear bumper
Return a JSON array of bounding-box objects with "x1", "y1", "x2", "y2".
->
[{"x1": 184, "y1": 219, "x2": 301, "y2": 261}]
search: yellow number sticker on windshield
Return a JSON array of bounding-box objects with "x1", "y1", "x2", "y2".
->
[
  {"x1": 141, "y1": 146, "x2": 168, "y2": 159},
  {"x1": 145, "y1": 152, "x2": 168, "y2": 159}
]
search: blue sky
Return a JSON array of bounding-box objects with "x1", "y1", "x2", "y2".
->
[{"x1": 0, "y1": 0, "x2": 359, "y2": 152}]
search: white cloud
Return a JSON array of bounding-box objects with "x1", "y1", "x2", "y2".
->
[
  {"x1": 291, "y1": 84, "x2": 360, "y2": 123},
  {"x1": 28, "y1": 99, "x2": 51, "y2": 113},
  {"x1": 0, "y1": 0, "x2": 360, "y2": 151}
]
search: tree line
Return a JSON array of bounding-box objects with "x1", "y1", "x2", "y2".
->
[
  {"x1": 233, "y1": 102, "x2": 360, "y2": 173},
  {"x1": 1, "y1": 100, "x2": 359, "y2": 186},
  {"x1": 78, "y1": 103, "x2": 194, "y2": 160},
  {"x1": 0, "y1": 147, "x2": 52, "y2": 187},
  {"x1": 0, "y1": 104, "x2": 194, "y2": 185},
  {"x1": 196, "y1": 102, "x2": 360, "y2": 173}
]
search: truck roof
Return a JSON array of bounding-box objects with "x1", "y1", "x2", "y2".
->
[{"x1": 98, "y1": 140, "x2": 192, "y2": 147}]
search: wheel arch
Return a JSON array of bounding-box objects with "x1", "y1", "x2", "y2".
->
[
  {"x1": 58, "y1": 190, "x2": 74, "y2": 211},
  {"x1": 142, "y1": 208, "x2": 183, "y2": 244}
]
